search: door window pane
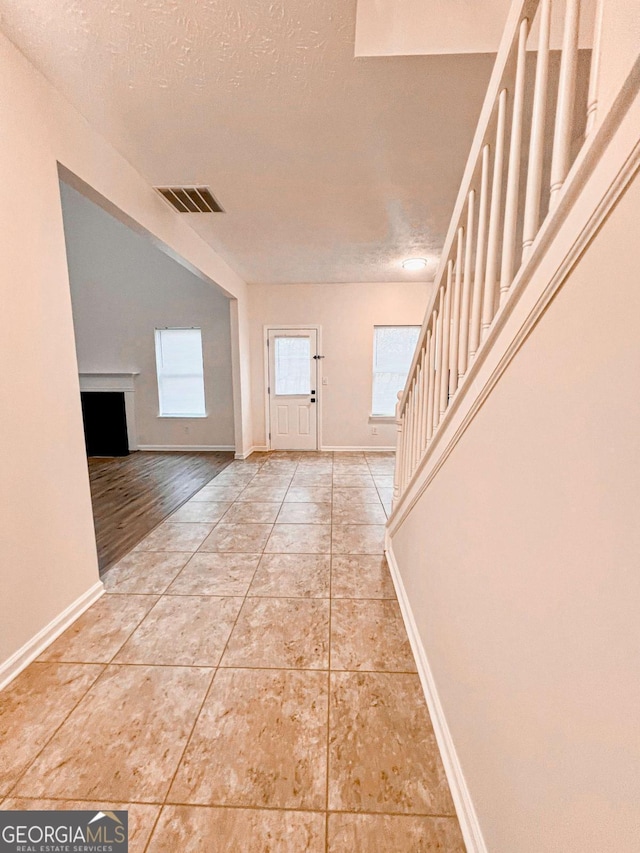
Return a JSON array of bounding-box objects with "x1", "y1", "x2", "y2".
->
[
  {"x1": 372, "y1": 326, "x2": 421, "y2": 416},
  {"x1": 274, "y1": 336, "x2": 311, "y2": 396}
]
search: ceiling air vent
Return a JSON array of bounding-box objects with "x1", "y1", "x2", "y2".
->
[{"x1": 156, "y1": 186, "x2": 224, "y2": 213}]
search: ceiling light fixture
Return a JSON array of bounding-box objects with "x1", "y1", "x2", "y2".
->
[{"x1": 402, "y1": 257, "x2": 428, "y2": 271}]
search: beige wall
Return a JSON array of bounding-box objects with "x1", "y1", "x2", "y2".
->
[
  {"x1": 248, "y1": 282, "x2": 431, "y2": 450},
  {"x1": 391, "y1": 169, "x2": 640, "y2": 850},
  {"x1": 61, "y1": 182, "x2": 235, "y2": 449},
  {"x1": 0, "y1": 29, "x2": 251, "y2": 675},
  {"x1": 596, "y1": 0, "x2": 640, "y2": 125}
]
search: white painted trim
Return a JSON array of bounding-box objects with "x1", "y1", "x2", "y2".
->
[
  {"x1": 389, "y1": 61, "x2": 640, "y2": 536},
  {"x1": 263, "y1": 325, "x2": 323, "y2": 452},
  {"x1": 322, "y1": 445, "x2": 396, "y2": 452},
  {"x1": 137, "y1": 444, "x2": 235, "y2": 452},
  {"x1": 235, "y1": 445, "x2": 269, "y2": 460},
  {"x1": 385, "y1": 533, "x2": 487, "y2": 853},
  {"x1": 0, "y1": 581, "x2": 105, "y2": 692}
]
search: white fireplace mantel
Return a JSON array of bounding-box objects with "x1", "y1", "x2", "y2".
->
[{"x1": 78, "y1": 372, "x2": 139, "y2": 450}]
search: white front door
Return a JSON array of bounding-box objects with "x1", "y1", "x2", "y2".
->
[{"x1": 267, "y1": 328, "x2": 318, "y2": 451}]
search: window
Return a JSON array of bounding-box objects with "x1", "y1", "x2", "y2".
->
[
  {"x1": 274, "y1": 336, "x2": 312, "y2": 396},
  {"x1": 372, "y1": 325, "x2": 421, "y2": 416},
  {"x1": 154, "y1": 328, "x2": 206, "y2": 417}
]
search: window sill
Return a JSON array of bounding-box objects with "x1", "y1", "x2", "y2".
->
[
  {"x1": 157, "y1": 413, "x2": 208, "y2": 419},
  {"x1": 368, "y1": 414, "x2": 396, "y2": 425}
]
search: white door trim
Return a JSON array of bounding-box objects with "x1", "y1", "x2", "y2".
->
[{"x1": 263, "y1": 325, "x2": 323, "y2": 451}]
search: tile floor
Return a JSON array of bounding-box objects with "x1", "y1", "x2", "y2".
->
[{"x1": 0, "y1": 451, "x2": 465, "y2": 851}]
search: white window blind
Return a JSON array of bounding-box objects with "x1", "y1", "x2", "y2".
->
[
  {"x1": 154, "y1": 328, "x2": 206, "y2": 417},
  {"x1": 372, "y1": 326, "x2": 421, "y2": 416}
]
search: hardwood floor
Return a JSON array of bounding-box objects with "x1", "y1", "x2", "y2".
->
[{"x1": 87, "y1": 451, "x2": 233, "y2": 572}]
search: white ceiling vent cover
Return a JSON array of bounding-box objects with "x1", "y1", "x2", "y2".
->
[{"x1": 156, "y1": 186, "x2": 224, "y2": 213}]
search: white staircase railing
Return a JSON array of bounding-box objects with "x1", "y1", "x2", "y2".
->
[{"x1": 393, "y1": 0, "x2": 603, "y2": 509}]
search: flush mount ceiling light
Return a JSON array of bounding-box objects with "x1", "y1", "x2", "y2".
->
[{"x1": 402, "y1": 257, "x2": 428, "y2": 271}]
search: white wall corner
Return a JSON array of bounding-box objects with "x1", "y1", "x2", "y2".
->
[
  {"x1": 235, "y1": 445, "x2": 269, "y2": 460},
  {"x1": 385, "y1": 532, "x2": 487, "y2": 853},
  {"x1": 0, "y1": 581, "x2": 105, "y2": 692}
]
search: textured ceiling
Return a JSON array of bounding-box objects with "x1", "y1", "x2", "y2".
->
[{"x1": 0, "y1": 0, "x2": 494, "y2": 283}]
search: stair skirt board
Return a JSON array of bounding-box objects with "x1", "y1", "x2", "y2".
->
[{"x1": 385, "y1": 532, "x2": 487, "y2": 853}]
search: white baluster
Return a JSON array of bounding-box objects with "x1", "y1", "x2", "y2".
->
[
  {"x1": 469, "y1": 144, "x2": 490, "y2": 359},
  {"x1": 500, "y1": 17, "x2": 528, "y2": 306},
  {"x1": 550, "y1": 0, "x2": 580, "y2": 208},
  {"x1": 426, "y1": 318, "x2": 436, "y2": 444},
  {"x1": 439, "y1": 261, "x2": 453, "y2": 418},
  {"x1": 419, "y1": 342, "x2": 429, "y2": 455},
  {"x1": 449, "y1": 227, "x2": 464, "y2": 397},
  {"x1": 586, "y1": 0, "x2": 604, "y2": 136},
  {"x1": 411, "y1": 370, "x2": 420, "y2": 473},
  {"x1": 432, "y1": 287, "x2": 444, "y2": 432},
  {"x1": 482, "y1": 88, "x2": 508, "y2": 337},
  {"x1": 459, "y1": 189, "x2": 475, "y2": 381},
  {"x1": 393, "y1": 393, "x2": 404, "y2": 507},
  {"x1": 522, "y1": 0, "x2": 552, "y2": 258}
]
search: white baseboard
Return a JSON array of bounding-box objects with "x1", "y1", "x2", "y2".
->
[
  {"x1": 385, "y1": 533, "x2": 487, "y2": 853},
  {"x1": 137, "y1": 445, "x2": 235, "y2": 452},
  {"x1": 235, "y1": 445, "x2": 268, "y2": 460},
  {"x1": 322, "y1": 445, "x2": 396, "y2": 452},
  {"x1": 0, "y1": 581, "x2": 105, "y2": 692}
]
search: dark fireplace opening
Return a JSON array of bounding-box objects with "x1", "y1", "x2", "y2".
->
[{"x1": 80, "y1": 391, "x2": 129, "y2": 457}]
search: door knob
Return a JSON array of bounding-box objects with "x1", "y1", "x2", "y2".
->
[{"x1": 310, "y1": 398, "x2": 316, "y2": 403}]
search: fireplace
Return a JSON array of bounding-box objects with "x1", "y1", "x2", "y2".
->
[{"x1": 78, "y1": 372, "x2": 138, "y2": 456}]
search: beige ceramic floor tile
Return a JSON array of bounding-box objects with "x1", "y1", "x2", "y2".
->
[
  {"x1": 331, "y1": 525, "x2": 386, "y2": 555},
  {"x1": 237, "y1": 484, "x2": 289, "y2": 502},
  {"x1": 199, "y1": 523, "x2": 273, "y2": 553},
  {"x1": 114, "y1": 596, "x2": 243, "y2": 666},
  {"x1": 221, "y1": 598, "x2": 329, "y2": 669},
  {"x1": 37, "y1": 595, "x2": 157, "y2": 663},
  {"x1": 0, "y1": 663, "x2": 103, "y2": 795},
  {"x1": 277, "y1": 502, "x2": 332, "y2": 524},
  {"x1": 249, "y1": 474, "x2": 293, "y2": 488},
  {"x1": 331, "y1": 555, "x2": 396, "y2": 599},
  {"x1": 1, "y1": 799, "x2": 161, "y2": 853},
  {"x1": 148, "y1": 805, "x2": 325, "y2": 853},
  {"x1": 210, "y1": 472, "x2": 255, "y2": 487},
  {"x1": 190, "y1": 485, "x2": 245, "y2": 502},
  {"x1": 332, "y1": 474, "x2": 375, "y2": 488},
  {"x1": 15, "y1": 665, "x2": 212, "y2": 802},
  {"x1": 331, "y1": 599, "x2": 416, "y2": 672},
  {"x1": 290, "y1": 474, "x2": 333, "y2": 488},
  {"x1": 284, "y1": 486, "x2": 333, "y2": 503},
  {"x1": 327, "y1": 813, "x2": 465, "y2": 852},
  {"x1": 169, "y1": 501, "x2": 231, "y2": 524},
  {"x1": 265, "y1": 524, "x2": 331, "y2": 554},
  {"x1": 168, "y1": 668, "x2": 328, "y2": 809},
  {"x1": 134, "y1": 522, "x2": 213, "y2": 552},
  {"x1": 328, "y1": 672, "x2": 455, "y2": 815},
  {"x1": 373, "y1": 476, "x2": 395, "y2": 489},
  {"x1": 221, "y1": 502, "x2": 282, "y2": 524},
  {"x1": 332, "y1": 487, "x2": 381, "y2": 505},
  {"x1": 249, "y1": 554, "x2": 330, "y2": 598},
  {"x1": 168, "y1": 553, "x2": 260, "y2": 596},
  {"x1": 332, "y1": 502, "x2": 387, "y2": 524},
  {"x1": 103, "y1": 552, "x2": 190, "y2": 594}
]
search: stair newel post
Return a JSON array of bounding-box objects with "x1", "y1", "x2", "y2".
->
[
  {"x1": 549, "y1": 0, "x2": 580, "y2": 209},
  {"x1": 500, "y1": 16, "x2": 528, "y2": 306},
  {"x1": 439, "y1": 260, "x2": 453, "y2": 419},
  {"x1": 469, "y1": 144, "x2": 490, "y2": 359},
  {"x1": 458, "y1": 189, "x2": 475, "y2": 381},
  {"x1": 522, "y1": 0, "x2": 552, "y2": 259},
  {"x1": 482, "y1": 87, "x2": 508, "y2": 338},
  {"x1": 449, "y1": 227, "x2": 465, "y2": 398}
]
